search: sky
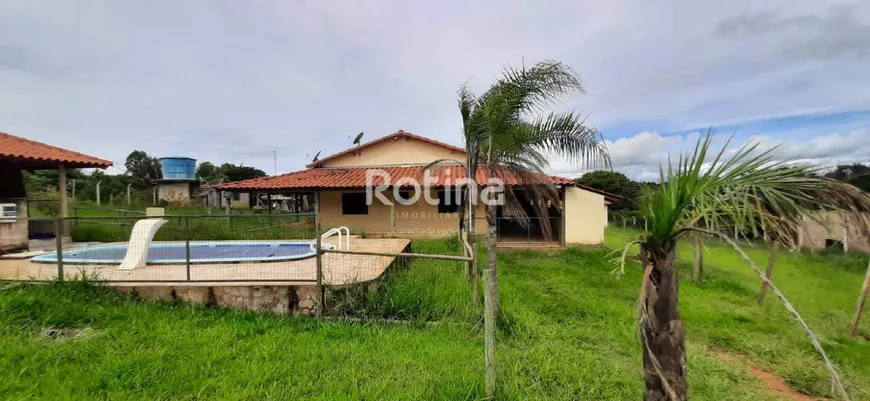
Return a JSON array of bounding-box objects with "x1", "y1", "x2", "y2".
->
[{"x1": 1, "y1": 0, "x2": 868, "y2": 182}]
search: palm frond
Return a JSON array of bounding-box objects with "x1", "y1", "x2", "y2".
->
[{"x1": 642, "y1": 132, "x2": 870, "y2": 250}]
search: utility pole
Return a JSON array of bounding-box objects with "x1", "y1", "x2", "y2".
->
[
  {"x1": 127, "y1": 183, "x2": 132, "y2": 204},
  {"x1": 273, "y1": 150, "x2": 278, "y2": 176}
]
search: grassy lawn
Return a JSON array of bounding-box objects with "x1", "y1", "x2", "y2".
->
[{"x1": 1, "y1": 229, "x2": 868, "y2": 400}]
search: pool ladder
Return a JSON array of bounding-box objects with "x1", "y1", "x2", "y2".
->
[{"x1": 319, "y1": 226, "x2": 350, "y2": 250}]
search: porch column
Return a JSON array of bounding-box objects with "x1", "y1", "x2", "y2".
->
[
  {"x1": 58, "y1": 164, "x2": 68, "y2": 236},
  {"x1": 58, "y1": 164, "x2": 68, "y2": 218}
]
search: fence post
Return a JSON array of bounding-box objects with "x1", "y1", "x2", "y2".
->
[
  {"x1": 484, "y1": 268, "x2": 497, "y2": 398},
  {"x1": 471, "y1": 242, "x2": 479, "y2": 305},
  {"x1": 185, "y1": 216, "x2": 191, "y2": 281},
  {"x1": 848, "y1": 259, "x2": 870, "y2": 337},
  {"x1": 55, "y1": 218, "x2": 64, "y2": 282},
  {"x1": 692, "y1": 235, "x2": 704, "y2": 282},
  {"x1": 759, "y1": 241, "x2": 779, "y2": 303},
  {"x1": 316, "y1": 232, "x2": 324, "y2": 316},
  {"x1": 315, "y1": 192, "x2": 324, "y2": 316}
]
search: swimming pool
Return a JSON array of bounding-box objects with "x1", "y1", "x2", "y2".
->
[{"x1": 31, "y1": 241, "x2": 330, "y2": 265}]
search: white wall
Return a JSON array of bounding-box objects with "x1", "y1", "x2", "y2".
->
[{"x1": 563, "y1": 187, "x2": 606, "y2": 245}]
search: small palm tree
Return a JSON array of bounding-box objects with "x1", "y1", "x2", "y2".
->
[
  {"x1": 459, "y1": 60, "x2": 609, "y2": 307},
  {"x1": 620, "y1": 134, "x2": 870, "y2": 401}
]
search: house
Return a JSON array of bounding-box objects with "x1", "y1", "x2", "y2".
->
[
  {"x1": 0, "y1": 132, "x2": 112, "y2": 253},
  {"x1": 798, "y1": 211, "x2": 870, "y2": 254},
  {"x1": 216, "y1": 130, "x2": 617, "y2": 245}
]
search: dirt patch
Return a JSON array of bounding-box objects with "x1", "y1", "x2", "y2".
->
[
  {"x1": 708, "y1": 347, "x2": 817, "y2": 401},
  {"x1": 42, "y1": 327, "x2": 96, "y2": 342}
]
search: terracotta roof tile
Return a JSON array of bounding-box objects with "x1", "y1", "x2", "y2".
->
[
  {"x1": 0, "y1": 132, "x2": 112, "y2": 168},
  {"x1": 306, "y1": 130, "x2": 465, "y2": 168},
  {"x1": 216, "y1": 165, "x2": 574, "y2": 191}
]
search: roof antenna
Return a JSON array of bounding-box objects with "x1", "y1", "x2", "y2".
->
[
  {"x1": 352, "y1": 132, "x2": 364, "y2": 146},
  {"x1": 310, "y1": 151, "x2": 321, "y2": 162}
]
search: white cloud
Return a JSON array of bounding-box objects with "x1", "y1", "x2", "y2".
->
[
  {"x1": 548, "y1": 128, "x2": 870, "y2": 181},
  {"x1": 0, "y1": 1, "x2": 867, "y2": 174}
]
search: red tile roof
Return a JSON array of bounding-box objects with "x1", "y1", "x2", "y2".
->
[
  {"x1": 0, "y1": 132, "x2": 112, "y2": 169},
  {"x1": 306, "y1": 130, "x2": 465, "y2": 168},
  {"x1": 216, "y1": 165, "x2": 574, "y2": 191}
]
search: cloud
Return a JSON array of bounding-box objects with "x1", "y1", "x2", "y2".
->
[
  {"x1": 548, "y1": 127, "x2": 870, "y2": 181},
  {"x1": 0, "y1": 0, "x2": 867, "y2": 177},
  {"x1": 713, "y1": 3, "x2": 870, "y2": 61}
]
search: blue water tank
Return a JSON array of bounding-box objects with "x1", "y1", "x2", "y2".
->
[{"x1": 159, "y1": 157, "x2": 197, "y2": 180}]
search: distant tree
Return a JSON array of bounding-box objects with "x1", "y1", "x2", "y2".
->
[
  {"x1": 825, "y1": 164, "x2": 870, "y2": 192},
  {"x1": 124, "y1": 150, "x2": 162, "y2": 187},
  {"x1": 576, "y1": 170, "x2": 640, "y2": 210},
  {"x1": 196, "y1": 162, "x2": 220, "y2": 182},
  {"x1": 218, "y1": 163, "x2": 267, "y2": 182}
]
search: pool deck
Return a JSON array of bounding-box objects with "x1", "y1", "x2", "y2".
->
[{"x1": 0, "y1": 237, "x2": 411, "y2": 286}]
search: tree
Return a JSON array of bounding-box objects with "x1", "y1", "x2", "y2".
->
[
  {"x1": 576, "y1": 170, "x2": 640, "y2": 210},
  {"x1": 458, "y1": 60, "x2": 609, "y2": 397},
  {"x1": 196, "y1": 162, "x2": 220, "y2": 182},
  {"x1": 124, "y1": 150, "x2": 162, "y2": 187},
  {"x1": 218, "y1": 163, "x2": 266, "y2": 182},
  {"x1": 825, "y1": 164, "x2": 870, "y2": 192},
  {"x1": 618, "y1": 134, "x2": 870, "y2": 400}
]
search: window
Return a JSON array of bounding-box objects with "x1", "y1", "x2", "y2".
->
[
  {"x1": 232, "y1": 192, "x2": 241, "y2": 201},
  {"x1": 437, "y1": 190, "x2": 460, "y2": 214},
  {"x1": 0, "y1": 203, "x2": 18, "y2": 221},
  {"x1": 342, "y1": 193, "x2": 368, "y2": 215},
  {"x1": 395, "y1": 190, "x2": 414, "y2": 204}
]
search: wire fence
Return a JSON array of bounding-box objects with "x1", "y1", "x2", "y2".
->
[{"x1": 11, "y1": 214, "x2": 317, "y2": 283}]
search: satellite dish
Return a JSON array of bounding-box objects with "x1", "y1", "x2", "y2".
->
[
  {"x1": 311, "y1": 151, "x2": 321, "y2": 162},
  {"x1": 353, "y1": 132, "x2": 364, "y2": 145}
]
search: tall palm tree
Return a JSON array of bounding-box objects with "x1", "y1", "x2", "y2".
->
[
  {"x1": 620, "y1": 134, "x2": 870, "y2": 401},
  {"x1": 459, "y1": 61, "x2": 609, "y2": 313}
]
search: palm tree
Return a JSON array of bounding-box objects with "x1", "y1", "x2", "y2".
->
[
  {"x1": 619, "y1": 134, "x2": 870, "y2": 401},
  {"x1": 459, "y1": 61, "x2": 609, "y2": 307},
  {"x1": 444, "y1": 61, "x2": 609, "y2": 397}
]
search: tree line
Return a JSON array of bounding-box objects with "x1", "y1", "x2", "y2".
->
[
  {"x1": 577, "y1": 164, "x2": 870, "y2": 213},
  {"x1": 23, "y1": 150, "x2": 267, "y2": 206}
]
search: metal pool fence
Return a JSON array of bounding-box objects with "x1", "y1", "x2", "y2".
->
[{"x1": 21, "y1": 213, "x2": 319, "y2": 284}]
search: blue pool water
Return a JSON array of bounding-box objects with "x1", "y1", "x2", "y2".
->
[{"x1": 31, "y1": 241, "x2": 321, "y2": 264}]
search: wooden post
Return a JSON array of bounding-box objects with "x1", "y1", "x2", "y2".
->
[
  {"x1": 848, "y1": 259, "x2": 870, "y2": 337},
  {"x1": 316, "y1": 233, "x2": 324, "y2": 316},
  {"x1": 390, "y1": 200, "x2": 396, "y2": 233},
  {"x1": 58, "y1": 164, "x2": 68, "y2": 236},
  {"x1": 692, "y1": 235, "x2": 704, "y2": 282},
  {"x1": 55, "y1": 218, "x2": 64, "y2": 282},
  {"x1": 315, "y1": 191, "x2": 324, "y2": 315},
  {"x1": 471, "y1": 241, "x2": 479, "y2": 305},
  {"x1": 185, "y1": 217, "x2": 191, "y2": 281},
  {"x1": 483, "y1": 268, "x2": 496, "y2": 398},
  {"x1": 759, "y1": 241, "x2": 779, "y2": 304}
]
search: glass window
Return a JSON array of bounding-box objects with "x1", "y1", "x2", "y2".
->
[
  {"x1": 342, "y1": 193, "x2": 368, "y2": 215},
  {"x1": 437, "y1": 190, "x2": 460, "y2": 214}
]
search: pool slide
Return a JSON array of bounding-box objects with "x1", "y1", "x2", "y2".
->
[{"x1": 118, "y1": 218, "x2": 168, "y2": 270}]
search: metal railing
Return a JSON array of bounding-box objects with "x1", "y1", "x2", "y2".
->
[{"x1": 5, "y1": 213, "x2": 318, "y2": 284}]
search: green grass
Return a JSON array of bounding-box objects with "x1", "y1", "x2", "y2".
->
[{"x1": 1, "y1": 230, "x2": 869, "y2": 400}]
